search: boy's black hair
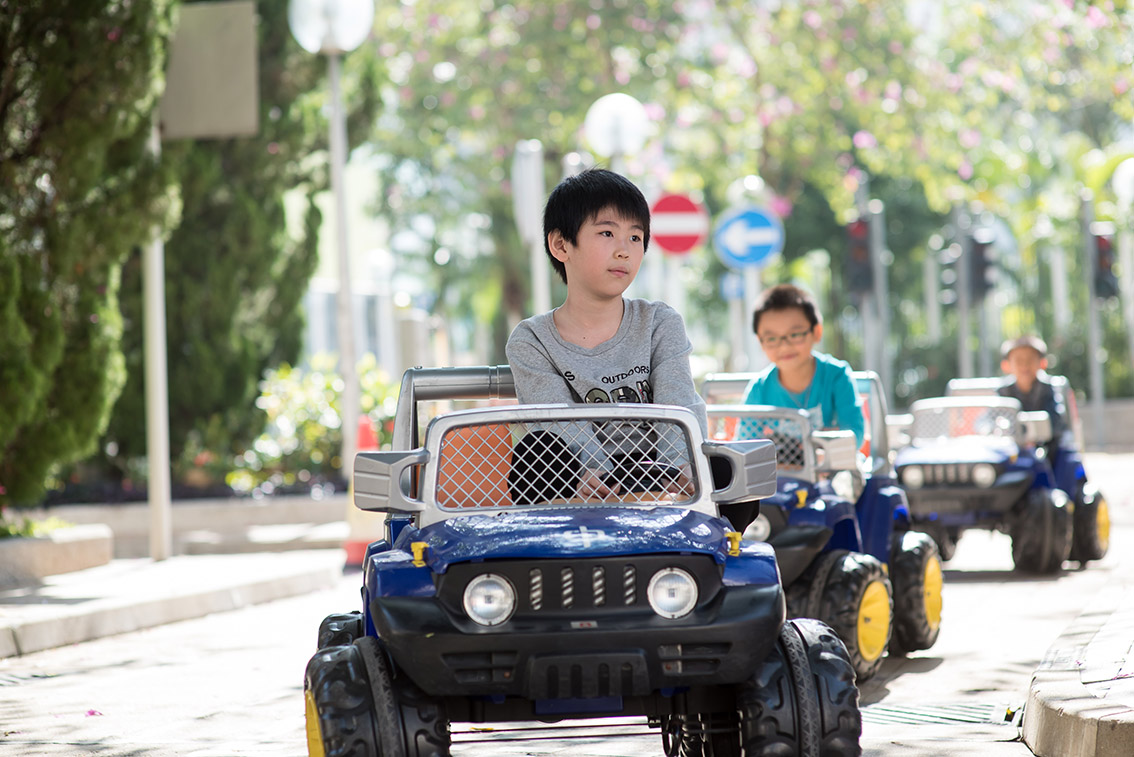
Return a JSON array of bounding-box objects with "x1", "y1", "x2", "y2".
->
[
  {"x1": 752, "y1": 283, "x2": 822, "y2": 334},
  {"x1": 542, "y1": 167, "x2": 651, "y2": 284}
]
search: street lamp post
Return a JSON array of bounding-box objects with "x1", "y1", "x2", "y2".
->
[
  {"x1": 583, "y1": 94, "x2": 653, "y2": 299},
  {"x1": 288, "y1": 0, "x2": 373, "y2": 479}
]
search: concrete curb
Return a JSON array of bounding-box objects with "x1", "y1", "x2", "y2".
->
[
  {"x1": 0, "y1": 524, "x2": 113, "y2": 589},
  {"x1": 0, "y1": 549, "x2": 344, "y2": 658},
  {"x1": 1023, "y1": 583, "x2": 1134, "y2": 757}
]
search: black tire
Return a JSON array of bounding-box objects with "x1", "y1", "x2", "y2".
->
[
  {"x1": 888, "y1": 531, "x2": 943, "y2": 655},
  {"x1": 304, "y1": 643, "x2": 390, "y2": 757},
  {"x1": 919, "y1": 523, "x2": 957, "y2": 562},
  {"x1": 785, "y1": 550, "x2": 848, "y2": 622},
  {"x1": 317, "y1": 611, "x2": 364, "y2": 650},
  {"x1": 1069, "y1": 482, "x2": 1110, "y2": 563},
  {"x1": 663, "y1": 712, "x2": 741, "y2": 757},
  {"x1": 738, "y1": 618, "x2": 862, "y2": 757},
  {"x1": 356, "y1": 637, "x2": 451, "y2": 757},
  {"x1": 815, "y1": 552, "x2": 893, "y2": 682},
  {"x1": 1010, "y1": 488, "x2": 1072, "y2": 574}
]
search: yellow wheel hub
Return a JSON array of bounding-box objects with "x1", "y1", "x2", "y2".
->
[
  {"x1": 305, "y1": 689, "x2": 325, "y2": 757},
  {"x1": 923, "y1": 555, "x2": 944, "y2": 630},
  {"x1": 858, "y1": 580, "x2": 892, "y2": 662},
  {"x1": 1097, "y1": 499, "x2": 1111, "y2": 552}
]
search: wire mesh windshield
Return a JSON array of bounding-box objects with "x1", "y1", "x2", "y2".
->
[
  {"x1": 434, "y1": 416, "x2": 697, "y2": 510},
  {"x1": 910, "y1": 403, "x2": 1018, "y2": 442},
  {"x1": 706, "y1": 409, "x2": 809, "y2": 471}
]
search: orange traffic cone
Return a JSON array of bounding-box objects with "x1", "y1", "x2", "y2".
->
[{"x1": 343, "y1": 414, "x2": 386, "y2": 567}]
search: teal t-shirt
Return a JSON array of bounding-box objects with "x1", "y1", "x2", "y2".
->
[{"x1": 740, "y1": 350, "x2": 865, "y2": 446}]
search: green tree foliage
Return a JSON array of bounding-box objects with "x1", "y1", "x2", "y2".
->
[
  {"x1": 101, "y1": 1, "x2": 381, "y2": 483},
  {"x1": 0, "y1": 2, "x2": 178, "y2": 507},
  {"x1": 361, "y1": 1, "x2": 690, "y2": 358}
]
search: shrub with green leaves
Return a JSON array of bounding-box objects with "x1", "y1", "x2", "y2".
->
[{"x1": 227, "y1": 355, "x2": 397, "y2": 496}]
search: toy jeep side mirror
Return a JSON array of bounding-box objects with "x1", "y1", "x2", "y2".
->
[
  {"x1": 353, "y1": 450, "x2": 429, "y2": 513},
  {"x1": 702, "y1": 438, "x2": 777, "y2": 504},
  {"x1": 1017, "y1": 411, "x2": 1053, "y2": 446},
  {"x1": 811, "y1": 430, "x2": 858, "y2": 473}
]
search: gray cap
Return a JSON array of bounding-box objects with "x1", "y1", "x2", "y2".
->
[{"x1": 1001, "y1": 335, "x2": 1048, "y2": 359}]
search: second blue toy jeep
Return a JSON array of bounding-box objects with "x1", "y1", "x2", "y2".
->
[
  {"x1": 701, "y1": 371, "x2": 943, "y2": 683},
  {"x1": 892, "y1": 376, "x2": 1109, "y2": 573},
  {"x1": 305, "y1": 366, "x2": 862, "y2": 757}
]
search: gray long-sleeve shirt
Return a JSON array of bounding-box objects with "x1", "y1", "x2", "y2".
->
[{"x1": 505, "y1": 298, "x2": 708, "y2": 469}]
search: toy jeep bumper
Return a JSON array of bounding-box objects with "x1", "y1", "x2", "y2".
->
[
  {"x1": 900, "y1": 470, "x2": 1033, "y2": 518},
  {"x1": 371, "y1": 572, "x2": 782, "y2": 699}
]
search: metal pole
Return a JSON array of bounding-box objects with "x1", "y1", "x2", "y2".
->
[
  {"x1": 855, "y1": 181, "x2": 879, "y2": 379},
  {"x1": 868, "y1": 198, "x2": 893, "y2": 403},
  {"x1": 955, "y1": 205, "x2": 973, "y2": 378},
  {"x1": 328, "y1": 52, "x2": 359, "y2": 477},
  {"x1": 1049, "y1": 245, "x2": 1071, "y2": 340},
  {"x1": 1119, "y1": 228, "x2": 1134, "y2": 386},
  {"x1": 977, "y1": 296, "x2": 992, "y2": 376},
  {"x1": 1082, "y1": 192, "x2": 1106, "y2": 448},
  {"x1": 144, "y1": 121, "x2": 172, "y2": 561},
  {"x1": 743, "y1": 267, "x2": 763, "y2": 371},
  {"x1": 924, "y1": 249, "x2": 941, "y2": 342}
]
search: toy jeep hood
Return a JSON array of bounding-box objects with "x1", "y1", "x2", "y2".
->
[
  {"x1": 895, "y1": 438, "x2": 1019, "y2": 467},
  {"x1": 394, "y1": 506, "x2": 736, "y2": 571}
]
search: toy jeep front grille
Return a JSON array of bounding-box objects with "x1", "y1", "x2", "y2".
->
[{"x1": 437, "y1": 554, "x2": 723, "y2": 620}]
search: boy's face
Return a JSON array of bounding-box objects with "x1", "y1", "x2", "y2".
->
[
  {"x1": 549, "y1": 208, "x2": 645, "y2": 299},
  {"x1": 1002, "y1": 347, "x2": 1046, "y2": 389},
  {"x1": 756, "y1": 307, "x2": 821, "y2": 373}
]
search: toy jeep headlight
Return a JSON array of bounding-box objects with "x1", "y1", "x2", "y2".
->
[
  {"x1": 647, "y1": 568, "x2": 698, "y2": 619},
  {"x1": 901, "y1": 465, "x2": 925, "y2": 489},
  {"x1": 971, "y1": 463, "x2": 997, "y2": 488},
  {"x1": 462, "y1": 573, "x2": 516, "y2": 627}
]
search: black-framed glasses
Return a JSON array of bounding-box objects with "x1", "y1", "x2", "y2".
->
[{"x1": 757, "y1": 328, "x2": 812, "y2": 349}]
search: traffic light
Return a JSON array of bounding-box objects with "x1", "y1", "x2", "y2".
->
[
  {"x1": 845, "y1": 218, "x2": 873, "y2": 293},
  {"x1": 968, "y1": 228, "x2": 996, "y2": 300},
  {"x1": 1093, "y1": 231, "x2": 1119, "y2": 300}
]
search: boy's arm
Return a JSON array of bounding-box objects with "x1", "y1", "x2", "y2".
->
[
  {"x1": 832, "y1": 363, "x2": 866, "y2": 448},
  {"x1": 505, "y1": 324, "x2": 579, "y2": 404}
]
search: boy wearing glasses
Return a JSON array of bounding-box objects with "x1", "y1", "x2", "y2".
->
[{"x1": 740, "y1": 283, "x2": 864, "y2": 447}]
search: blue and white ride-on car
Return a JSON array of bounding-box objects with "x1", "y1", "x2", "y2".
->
[
  {"x1": 305, "y1": 366, "x2": 862, "y2": 757},
  {"x1": 701, "y1": 371, "x2": 943, "y2": 683},
  {"x1": 891, "y1": 376, "x2": 1109, "y2": 573}
]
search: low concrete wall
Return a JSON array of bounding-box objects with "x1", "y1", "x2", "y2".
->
[
  {"x1": 0, "y1": 524, "x2": 113, "y2": 588},
  {"x1": 1079, "y1": 397, "x2": 1134, "y2": 451},
  {"x1": 27, "y1": 494, "x2": 349, "y2": 558}
]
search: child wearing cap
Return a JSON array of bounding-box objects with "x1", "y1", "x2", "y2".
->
[{"x1": 998, "y1": 335, "x2": 1065, "y2": 440}]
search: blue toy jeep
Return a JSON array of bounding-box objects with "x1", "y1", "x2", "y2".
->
[
  {"x1": 305, "y1": 366, "x2": 862, "y2": 757},
  {"x1": 700, "y1": 371, "x2": 943, "y2": 683},
  {"x1": 891, "y1": 376, "x2": 1109, "y2": 573}
]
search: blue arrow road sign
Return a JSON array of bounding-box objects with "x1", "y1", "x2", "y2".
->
[{"x1": 713, "y1": 205, "x2": 784, "y2": 270}]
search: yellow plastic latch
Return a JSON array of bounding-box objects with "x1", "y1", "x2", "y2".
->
[
  {"x1": 411, "y1": 541, "x2": 429, "y2": 567},
  {"x1": 726, "y1": 531, "x2": 742, "y2": 557},
  {"x1": 796, "y1": 490, "x2": 808, "y2": 508}
]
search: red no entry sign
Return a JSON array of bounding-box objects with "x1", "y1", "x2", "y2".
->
[{"x1": 650, "y1": 193, "x2": 709, "y2": 255}]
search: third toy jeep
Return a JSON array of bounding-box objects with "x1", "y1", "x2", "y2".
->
[{"x1": 891, "y1": 375, "x2": 1109, "y2": 573}]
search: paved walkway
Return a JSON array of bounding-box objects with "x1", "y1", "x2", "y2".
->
[
  {"x1": 0, "y1": 549, "x2": 343, "y2": 658},
  {"x1": 2, "y1": 531, "x2": 1133, "y2": 755}
]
